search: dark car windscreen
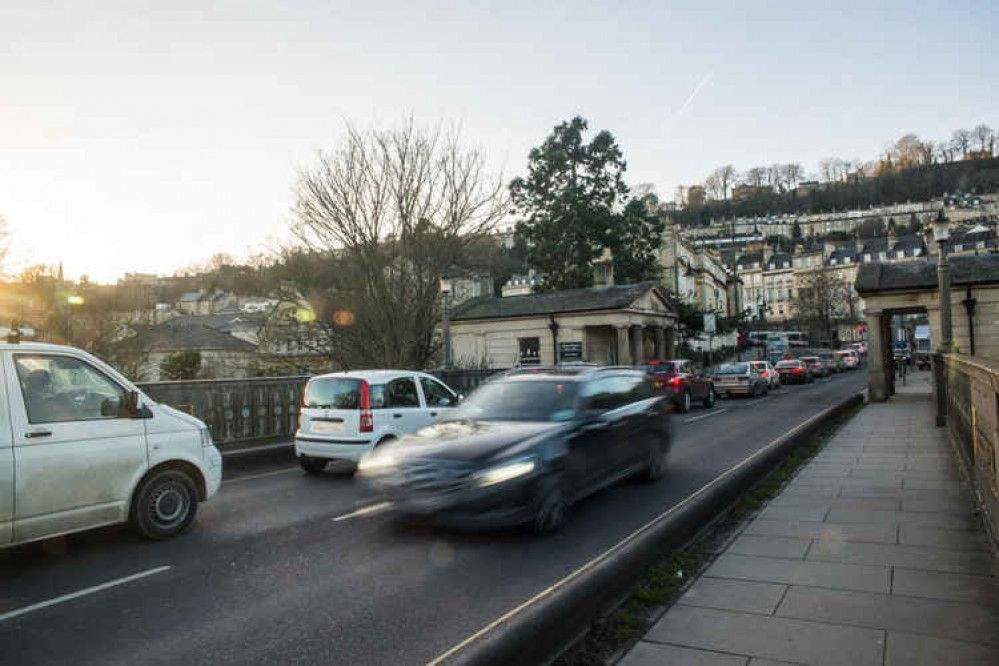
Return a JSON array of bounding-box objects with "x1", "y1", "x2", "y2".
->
[
  {"x1": 304, "y1": 378, "x2": 362, "y2": 409},
  {"x1": 717, "y1": 363, "x2": 749, "y2": 375},
  {"x1": 453, "y1": 379, "x2": 580, "y2": 422}
]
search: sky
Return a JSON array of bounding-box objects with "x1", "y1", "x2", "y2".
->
[{"x1": 1, "y1": 0, "x2": 997, "y2": 282}]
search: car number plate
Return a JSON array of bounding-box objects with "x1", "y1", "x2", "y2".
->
[{"x1": 312, "y1": 421, "x2": 343, "y2": 434}]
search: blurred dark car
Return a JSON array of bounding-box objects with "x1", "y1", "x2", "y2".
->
[
  {"x1": 776, "y1": 359, "x2": 812, "y2": 384},
  {"x1": 799, "y1": 355, "x2": 829, "y2": 378},
  {"x1": 711, "y1": 362, "x2": 769, "y2": 398},
  {"x1": 640, "y1": 359, "x2": 715, "y2": 412},
  {"x1": 357, "y1": 367, "x2": 671, "y2": 534}
]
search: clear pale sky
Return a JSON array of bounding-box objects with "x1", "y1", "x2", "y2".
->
[{"x1": 1, "y1": 1, "x2": 996, "y2": 282}]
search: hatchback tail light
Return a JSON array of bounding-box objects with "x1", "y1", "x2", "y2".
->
[
  {"x1": 793, "y1": 367, "x2": 804, "y2": 374},
  {"x1": 668, "y1": 377, "x2": 683, "y2": 386},
  {"x1": 359, "y1": 380, "x2": 373, "y2": 433},
  {"x1": 298, "y1": 381, "x2": 308, "y2": 430}
]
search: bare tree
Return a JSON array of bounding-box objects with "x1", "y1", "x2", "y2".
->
[
  {"x1": 791, "y1": 270, "x2": 850, "y2": 344},
  {"x1": 291, "y1": 119, "x2": 509, "y2": 369},
  {"x1": 704, "y1": 165, "x2": 737, "y2": 200},
  {"x1": 744, "y1": 166, "x2": 768, "y2": 189},
  {"x1": 782, "y1": 162, "x2": 804, "y2": 190},
  {"x1": 951, "y1": 128, "x2": 972, "y2": 159},
  {"x1": 818, "y1": 157, "x2": 850, "y2": 183},
  {"x1": 972, "y1": 124, "x2": 994, "y2": 155}
]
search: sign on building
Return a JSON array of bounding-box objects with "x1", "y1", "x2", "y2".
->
[
  {"x1": 559, "y1": 341, "x2": 583, "y2": 361},
  {"x1": 703, "y1": 312, "x2": 716, "y2": 335}
]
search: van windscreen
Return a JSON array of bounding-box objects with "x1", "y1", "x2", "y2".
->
[{"x1": 304, "y1": 378, "x2": 362, "y2": 409}]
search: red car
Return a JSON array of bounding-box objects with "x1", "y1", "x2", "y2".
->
[{"x1": 641, "y1": 359, "x2": 716, "y2": 413}]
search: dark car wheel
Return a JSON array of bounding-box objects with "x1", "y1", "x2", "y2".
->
[
  {"x1": 703, "y1": 387, "x2": 715, "y2": 408},
  {"x1": 300, "y1": 456, "x2": 328, "y2": 475},
  {"x1": 678, "y1": 390, "x2": 691, "y2": 414},
  {"x1": 641, "y1": 443, "x2": 666, "y2": 482},
  {"x1": 532, "y1": 475, "x2": 570, "y2": 535},
  {"x1": 131, "y1": 469, "x2": 199, "y2": 540}
]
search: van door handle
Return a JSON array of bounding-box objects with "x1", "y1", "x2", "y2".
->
[
  {"x1": 393, "y1": 413, "x2": 403, "y2": 419},
  {"x1": 26, "y1": 429, "x2": 52, "y2": 439},
  {"x1": 430, "y1": 411, "x2": 438, "y2": 417}
]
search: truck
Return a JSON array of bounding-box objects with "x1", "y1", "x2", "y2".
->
[{"x1": 915, "y1": 325, "x2": 931, "y2": 370}]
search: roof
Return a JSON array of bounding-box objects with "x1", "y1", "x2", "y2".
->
[
  {"x1": 856, "y1": 254, "x2": 999, "y2": 294},
  {"x1": 161, "y1": 313, "x2": 264, "y2": 331},
  {"x1": 451, "y1": 281, "x2": 668, "y2": 321},
  {"x1": 131, "y1": 323, "x2": 258, "y2": 352}
]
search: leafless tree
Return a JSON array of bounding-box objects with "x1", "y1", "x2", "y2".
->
[
  {"x1": 291, "y1": 119, "x2": 509, "y2": 369},
  {"x1": 782, "y1": 162, "x2": 804, "y2": 190},
  {"x1": 744, "y1": 167, "x2": 768, "y2": 189},
  {"x1": 818, "y1": 157, "x2": 850, "y2": 183},
  {"x1": 951, "y1": 129, "x2": 972, "y2": 159},
  {"x1": 972, "y1": 124, "x2": 994, "y2": 155},
  {"x1": 791, "y1": 270, "x2": 850, "y2": 344},
  {"x1": 704, "y1": 165, "x2": 737, "y2": 200}
]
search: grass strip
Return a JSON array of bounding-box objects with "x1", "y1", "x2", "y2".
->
[{"x1": 555, "y1": 401, "x2": 865, "y2": 666}]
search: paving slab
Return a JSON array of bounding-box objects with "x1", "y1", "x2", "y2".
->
[
  {"x1": 885, "y1": 631, "x2": 999, "y2": 666},
  {"x1": 757, "y1": 506, "x2": 829, "y2": 522},
  {"x1": 678, "y1": 577, "x2": 788, "y2": 615},
  {"x1": 705, "y1": 553, "x2": 890, "y2": 593},
  {"x1": 898, "y1": 525, "x2": 991, "y2": 551},
  {"x1": 775, "y1": 585, "x2": 999, "y2": 646},
  {"x1": 824, "y1": 508, "x2": 979, "y2": 530},
  {"x1": 743, "y1": 518, "x2": 898, "y2": 544},
  {"x1": 727, "y1": 535, "x2": 811, "y2": 559},
  {"x1": 645, "y1": 605, "x2": 884, "y2": 666},
  {"x1": 901, "y1": 496, "x2": 975, "y2": 515},
  {"x1": 892, "y1": 568, "x2": 999, "y2": 607},
  {"x1": 618, "y1": 641, "x2": 749, "y2": 666},
  {"x1": 768, "y1": 497, "x2": 901, "y2": 512},
  {"x1": 807, "y1": 539, "x2": 997, "y2": 575}
]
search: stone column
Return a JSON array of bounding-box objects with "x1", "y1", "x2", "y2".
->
[
  {"x1": 631, "y1": 325, "x2": 645, "y2": 365},
  {"x1": 655, "y1": 326, "x2": 667, "y2": 361},
  {"x1": 866, "y1": 310, "x2": 889, "y2": 402},
  {"x1": 665, "y1": 326, "x2": 676, "y2": 360},
  {"x1": 615, "y1": 325, "x2": 632, "y2": 366}
]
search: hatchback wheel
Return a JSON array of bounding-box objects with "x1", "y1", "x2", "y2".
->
[
  {"x1": 300, "y1": 456, "x2": 328, "y2": 475},
  {"x1": 532, "y1": 475, "x2": 570, "y2": 535},
  {"x1": 679, "y1": 390, "x2": 691, "y2": 413},
  {"x1": 641, "y1": 444, "x2": 666, "y2": 482},
  {"x1": 703, "y1": 387, "x2": 715, "y2": 409},
  {"x1": 131, "y1": 469, "x2": 198, "y2": 540}
]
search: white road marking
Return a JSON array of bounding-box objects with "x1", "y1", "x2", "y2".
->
[
  {"x1": 333, "y1": 501, "x2": 393, "y2": 522},
  {"x1": 426, "y1": 397, "x2": 855, "y2": 666},
  {"x1": 683, "y1": 409, "x2": 728, "y2": 423},
  {"x1": 222, "y1": 467, "x2": 300, "y2": 485},
  {"x1": 741, "y1": 396, "x2": 772, "y2": 407},
  {"x1": 0, "y1": 566, "x2": 171, "y2": 623}
]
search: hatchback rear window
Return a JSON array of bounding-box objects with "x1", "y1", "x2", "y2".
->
[
  {"x1": 776, "y1": 361, "x2": 799, "y2": 368},
  {"x1": 304, "y1": 378, "x2": 362, "y2": 409}
]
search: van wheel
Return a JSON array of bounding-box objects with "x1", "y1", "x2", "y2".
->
[
  {"x1": 131, "y1": 470, "x2": 198, "y2": 540},
  {"x1": 300, "y1": 456, "x2": 328, "y2": 475}
]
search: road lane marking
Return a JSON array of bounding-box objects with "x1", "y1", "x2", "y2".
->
[
  {"x1": 0, "y1": 566, "x2": 171, "y2": 623},
  {"x1": 333, "y1": 501, "x2": 393, "y2": 522},
  {"x1": 683, "y1": 409, "x2": 728, "y2": 423},
  {"x1": 742, "y1": 396, "x2": 772, "y2": 407},
  {"x1": 426, "y1": 394, "x2": 858, "y2": 666},
  {"x1": 222, "y1": 467, "x2": 300, "y2": 485}
]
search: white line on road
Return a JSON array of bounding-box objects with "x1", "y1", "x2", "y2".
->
[
  {"x1": 333, "y1": 501, "x2": 393, "y2": 522},
  {"x1": 683, "y1": 408, "x2": 728, "y2": 423},
  {"x1": 0, "y1": 566, "x2": 171, "y2": 623},
  {"x1": 741, "y1": 396, "x2": 772, "y2": 407},
  {"x1": 222, "y1": 467, "x2": 300, "y2": 485}
]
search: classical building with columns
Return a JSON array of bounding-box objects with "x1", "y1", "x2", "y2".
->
[
  {"x1": 855, "y1": 255, "x2": 999, "y2": 402},
  {"x1": 448, "y1": 282, "x2": 677, "y2": 369}
]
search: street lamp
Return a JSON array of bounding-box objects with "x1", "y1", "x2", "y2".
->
[
  {"x1": 934, "y1": 210, "x2": 952, "y2": 351},
  {"x1": 440, "y1": 270, "x2": 453, "y2": 369},
  {"x1": 65, "y1": 294, "x2": 84, "y2": 345}
]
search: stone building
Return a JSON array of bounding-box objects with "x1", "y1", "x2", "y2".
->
[{"x1": 449, "y1": 282, "x2": 676, "y2": 369}]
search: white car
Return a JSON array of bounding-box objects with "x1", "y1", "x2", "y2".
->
[
  {"x1": 294, "y1": 370, "x2": 459, "y2": 472},
  {"x1": 1, "y1": 342, "x2": 222, "y2": 549}
]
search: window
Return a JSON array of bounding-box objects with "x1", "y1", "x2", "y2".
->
[
  {"x1": 14, "y1": 354, "x2": 128, "y2": 424},
  {"x1": 518, "y1": 337, "x2": 541, "y2": 365},
  {"x1": 897, "y1": 250, "x2": 904, "y2": 259},
  {"x1": 582, "y1": 376, "x2": 633, "y2": 412},
  {"x1": 385, "y1": 377, "x2": 420, "y2": 407},
  {"x1": 420, "y1": 377, "x2": 455, "y2": 407}
]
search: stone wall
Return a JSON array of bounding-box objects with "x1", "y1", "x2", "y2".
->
[{"x1": 942, "y1": 354, "x2": 999, "y2": 537}]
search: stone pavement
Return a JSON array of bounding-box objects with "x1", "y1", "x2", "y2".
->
[{"x1": 620, "y1": 379, "x2": 999, "y2": 666}]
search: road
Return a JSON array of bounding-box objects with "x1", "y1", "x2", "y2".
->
[{"x1": 0, "y1": 369, "x2": 866, "y2": 666}]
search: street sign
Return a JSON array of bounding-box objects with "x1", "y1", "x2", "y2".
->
[
  {"x1": 703, "y1": 313, "x2": 716, "y2": 335},
  {"x1": 559, "y1": 341, "x2": 583, "y2": 361}
]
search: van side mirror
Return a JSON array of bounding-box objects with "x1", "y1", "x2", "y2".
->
[{"x1": 124, "y1": 390, "x2": 139, "y2": 415}]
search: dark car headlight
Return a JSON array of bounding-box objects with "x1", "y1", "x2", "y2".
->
[{"x1": 473, "y1": 458, "x2": 537, "y2": 487}]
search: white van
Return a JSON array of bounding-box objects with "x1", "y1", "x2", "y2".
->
[
  {"x1": 294, "y1": 370, "x2": 458, "y2": 472},
  {"x1": 0, "y1": 342, "x2": 222, "y2": 548}
]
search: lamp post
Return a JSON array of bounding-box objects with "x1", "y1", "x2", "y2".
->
[
  {"x1": 440, "y1": 271, "x2": 453, "y2": 369},
  {"x1": 65, "y1": 295, "x2": 84, "y2": 345},
  {"x1": 934, "y1": 210, "x2": 952, "y2": 351}
]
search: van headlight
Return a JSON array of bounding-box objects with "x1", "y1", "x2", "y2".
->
[
  {"x1": 475, "y1": 459, "x2": 536, "y2": 487},
  {"x1": 200, "y1": 427, "x2": 213, "y2": 448},
  {"x1": 358, "y1": 453, "x2": 397, "y2": 474}
]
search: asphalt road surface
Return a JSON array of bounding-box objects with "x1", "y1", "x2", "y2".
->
[{"x1": 0, "y1": 369, "x2": 867, "y2": 666}]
